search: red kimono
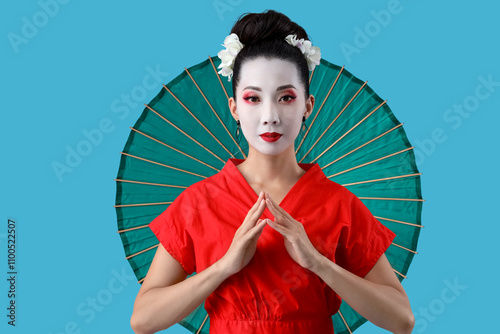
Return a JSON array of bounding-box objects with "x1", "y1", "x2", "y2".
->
[{"x1": 149, "y1": 158, "x2": 396, "y2": 333}]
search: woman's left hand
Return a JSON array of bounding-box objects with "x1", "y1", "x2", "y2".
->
[{"x1": 263, "y1": 192, "x2": 323, "y2": 271}]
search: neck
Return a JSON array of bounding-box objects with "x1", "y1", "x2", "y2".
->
[{"x1": 236, "y1": 144, "x2": 305, "y2": 185}]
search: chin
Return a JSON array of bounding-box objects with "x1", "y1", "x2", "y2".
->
[{"x1": 250, "y1": 140, "x2": 292, "y2": 156}]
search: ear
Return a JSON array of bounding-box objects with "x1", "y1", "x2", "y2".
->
[
  {"x1": 304, "y1": 94, "x2": 315, "y2": 120},
  {"x1": 228, "y1": 97, "x2": 238, "y2": 121}
]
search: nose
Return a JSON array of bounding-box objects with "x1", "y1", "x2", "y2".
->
[{"x1": 261, "y1": 103, "x2": 280, "y2": 125}]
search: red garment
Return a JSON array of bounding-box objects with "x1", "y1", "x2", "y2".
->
[{"x1": 149, "y1": 158, "x2": 396, "y2": 333}]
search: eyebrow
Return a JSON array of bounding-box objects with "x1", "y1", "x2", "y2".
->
[{"x1": 242, "y1": 84, "x2": 296, "y2": 91}]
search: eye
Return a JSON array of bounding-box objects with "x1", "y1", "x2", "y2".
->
[
  {"x1": 243, "y1": 95, "x2": 260, "y2": 103},
  {"x1": 280, "y1": 95, "x2": 296, "y2": 102}
]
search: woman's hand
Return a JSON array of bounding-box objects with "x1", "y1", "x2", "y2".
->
[
  {"x1": 219, "y1": 191, "x2": 268, "y2": 278},
  {"x1": 264, "y1": 192, "x2": 323, "y2": 271}
]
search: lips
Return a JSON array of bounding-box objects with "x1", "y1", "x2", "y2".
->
[{"x1": 260, "y1": 132, "x2": 282, "y2": 142}]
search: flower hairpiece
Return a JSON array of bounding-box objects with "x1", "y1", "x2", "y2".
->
[
  {"x1": 217, "y1": 33, "x2": 321, "y2": 82},
  {"x1": 284, "y1": 34, "x2": 321, "y2": 71}
]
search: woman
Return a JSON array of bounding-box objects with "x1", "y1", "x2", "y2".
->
[{"x1": 130, "y1": 9, "x2": 414, "y2": 334}]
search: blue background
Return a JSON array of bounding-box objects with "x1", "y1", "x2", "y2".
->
[{"x1": 1, "y1": 0, "x2": 498, "y2": 333}]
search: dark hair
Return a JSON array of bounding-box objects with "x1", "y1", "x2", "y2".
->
[{"x1": 229, "y1": 10, "x2": 311, "y2": 101}]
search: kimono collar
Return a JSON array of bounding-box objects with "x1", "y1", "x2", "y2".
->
[{"x1": 220, "y1": 158, "x2": 326, "y2": 207}]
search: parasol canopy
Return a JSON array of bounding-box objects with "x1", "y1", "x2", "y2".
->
[{"x1": 114, "y1": 55, "x2": 424, "y2": 333}]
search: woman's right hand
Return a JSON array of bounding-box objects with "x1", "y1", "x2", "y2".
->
[
  {"x1": 131, "y1": 194, "x2": 267, "y2": 334},
  {"x1": 219, "y1": 191, "x2": 268, "y2": 277}
]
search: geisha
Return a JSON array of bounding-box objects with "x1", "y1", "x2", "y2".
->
[{"x1": 131, "y1": 9, "x2": 414, "y2": 334}]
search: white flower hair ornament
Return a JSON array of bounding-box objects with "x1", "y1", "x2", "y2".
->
[
  {"x1": 217, "y1": 33, "x2": 244, "y2": 82},
  {"x1": 217, "y1": 33, "x2": 321, "y2": 82},
  {"x1": 284, "y1": 34, "x2": 321, "y2": 71}
]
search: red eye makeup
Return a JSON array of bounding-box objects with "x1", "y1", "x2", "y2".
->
[
  {"x1": 281, "y1": 89, "x2": 296, "y2": 97},
  {"x1": 242, "y1": 92, "x2": 259, "y2": 103},
  {"x1": 280, "y1": 90, "x2": 297, "y2": 102}
]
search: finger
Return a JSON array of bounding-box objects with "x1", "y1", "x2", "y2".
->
[
  {"x1": 265, "y1": 194, "x2": 290, "y2": 225},
  {"x1": 239, "y1": 194, "x2": 266, "y2": 234},
  {"x1": 241, "y1": 191, "x2": 264, "y2": 225},
  {"x1": 246, "y1": 219, "x2": 267, "y2": 240},
  {"x1": 266, "y1": 218, "x2": 289, "y2": 236},
  {"x1": 247, "y1": 192, "x2": 267, "y2": 221},
  {"x1": 265, "y1": 193, "x2": 285, "y2": 215},
  {"x1": 250, "y1": 191, "x2": 265, "y2": 212},
  {"x1": 265, "y1": 196, "x2": 278, "y2": 215},
  {"x1": 250, "y1": 192, "x2": 269, "y2": 224},
  {"x1": 240, "y1": 219, "x2": 265, "y2": 245},
  {"x1": 254, "y1": 192, "x2": 268, "y2": 216},
  {"x1": 241, "y1": 192, "x2": 263, "y2": 225}
]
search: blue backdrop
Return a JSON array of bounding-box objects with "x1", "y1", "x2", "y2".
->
[{"x1": 2, "y1": 0, "x2": 498, "y2": 333}]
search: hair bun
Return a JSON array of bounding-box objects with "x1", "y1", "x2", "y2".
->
[
  {"x1": 227, "y1": 10, "x2": 314, "y2": 101},
  {"x1": 231, "y1": 10, "x2": 309, "y2": 46}
]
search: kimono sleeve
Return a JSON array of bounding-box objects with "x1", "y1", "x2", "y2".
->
[
  {"x1": 336, "y1": 191, "x2": 396, "y2": 278},
  {"x1": 148, "y1": 193, "x2": 196, "y2": 275}
]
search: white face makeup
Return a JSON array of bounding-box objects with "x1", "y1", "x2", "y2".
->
[{"x1": 234, "y1": 57, "x2": 309, "y2": 156}]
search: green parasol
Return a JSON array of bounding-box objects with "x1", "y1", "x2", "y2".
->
[{"x1": 114, "y1": 55, "x2": 424, "y2": 334}]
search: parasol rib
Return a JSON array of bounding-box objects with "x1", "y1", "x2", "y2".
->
[
  {"x1": 197, "y1": 314, "x2": 209, "y2": 334},
  {"x1": 145, "y1": 104, "x2": 226, "y2": 164},
  {"x1": 337, "y1": 173, "x2": 422, "y2": 186},
  {"x1": 299, "y1": 81, "x2": 368, "y2": 163},
  {"x1": 308, "y1": 65, "x2": 315, "y2": 85},
  {"x1": 393, "y1": 269, "x2": 407, "y2": 279},
  {"x1": 328, "y1": 147, "x2": 416, "y2": 178},
  {"x1": 125, "y1": 244, "x2": 158, "y2": 260},
  {"x1": 114, "y1": 201, "x2": 172, "y2": 208},
  {"x1": 338, "y1": 310, "x2": 354, "y2": 334},
  {"x1": 138, "y1": 254, "x2": 160, "y2": 284},
  {"x1": 163, "y1": 84, "x2": 235, "y2": 158},
  {"x1": 323, "y1": 123, "x2": 404, "y2": 168},
  {"x1": 117, "y1": 224, "x2": 149, "y2": 234},
  {"x1": 130, "y1": 127, "x2": 220, "y2": 171},
  {"x1": 120, "y1": 152, "x2": 208, "y2": 178},
  {"x1": 115, "y1": 178, "x2": 188, "y2": 189},
  {"x1": 358, "y1": 196, "x2": 425, "y2": 202},
  {"x1": 208, "y1": 56, "x2": 248, "y2": 159},
  {"x1": 185, "y1": 66, "x2": 246, "y2": 158},
  {"x1": 311, "y1": 101, "x2": 387, "y2": 164},
  {"x1": 208, "y1": 56, "x2": 230, "y2": 100},
  {"x1": 296, "y1": 66, "x2": 345, "y2": 154},
  {"x1": 391, "y1": 242, "x2": 418, "y2": 254},
  {"x1": 375, "y1": 216, "x2": 424, "y2": 228}
]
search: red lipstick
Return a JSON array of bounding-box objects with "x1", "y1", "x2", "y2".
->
[{"x1": 260, "y1": 132, "x2": 282, "y2": 142}]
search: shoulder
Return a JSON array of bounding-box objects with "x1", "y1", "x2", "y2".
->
[
  {"x1": 155, "y1": 170, "x2": 226, "y2": 224},
  {"x1": 173, "y1": 167, "x2": 228, "y2": 203},
  {"x1": 312, "y1": 177, "x2": 365, "y2": 219},
  {"x1": 317, "y1": 175, "x2": 355, "y2": 202}
]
